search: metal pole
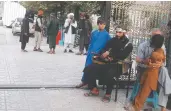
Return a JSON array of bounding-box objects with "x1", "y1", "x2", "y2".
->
[{"x1": 103, "y1": 1, "x2": 111, "y2": 32}]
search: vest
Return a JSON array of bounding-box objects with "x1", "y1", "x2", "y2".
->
[{"x1": 35, "y1": 17, "x2": 42, "y2": 32}]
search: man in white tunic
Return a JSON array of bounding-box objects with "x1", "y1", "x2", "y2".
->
[{"x1": 64, "y1": 13, "x2": 77, "y2": 53}]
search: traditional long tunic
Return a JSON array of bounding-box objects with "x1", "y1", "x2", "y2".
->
[
  {"x1": 20, "y1": 17, "x2": 29, "y2": 43},
  {"x1": 81, "y1": 29, "x2": 111, "y2": 82},
  {"x1": 64, "y1": 19, "x2": 77, "y2": 44},
  {"x1": 47, "y1": 19, "x2": 59, "y2": 49}
]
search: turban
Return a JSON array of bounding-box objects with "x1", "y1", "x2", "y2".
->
[{"x1": 38, "y1": 10, "x2": 43, "y2": 16}]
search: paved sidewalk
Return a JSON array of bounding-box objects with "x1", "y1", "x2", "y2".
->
[
  {"x1": 0, "y1": 27, "x2": 85, "y2": 86},
  {"x1": 0, "y1": 27, "x2": 170, "y2": 111},
  {"x1": 0, "y1": 89, "x2": 127, "y2": 111}
]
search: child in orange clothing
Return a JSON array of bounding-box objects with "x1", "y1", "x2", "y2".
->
[
  {"x1": 126, "y1": 34, "x2": 166, "y2": 111},
  {"x1": 133, "y1": 48, "x2": 165, "y2": 111}
]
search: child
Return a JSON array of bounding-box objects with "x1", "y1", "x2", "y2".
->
[{"x1": 128, "y1": 48, "x2": 165, "y2": 111}]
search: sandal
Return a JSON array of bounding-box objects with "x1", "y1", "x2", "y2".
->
[
  {"x1": 47, "y1": 51, "x2": 52, "y2": 54},
  {"x1": 84, "y1": 88, "x2": 99, "y2": 97},
  {"x1": 76, "y1": 83, "x2": 87, "y2": 88},
  {"x1": 52, "y1": 51, "x2": 55, "y2": 54},
  {"x1": 102, "y1": 94, "x2": 111, "y2": 103}
]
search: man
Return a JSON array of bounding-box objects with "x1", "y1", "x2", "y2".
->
[
  {"x1": 33, "y1": 9, "x2": 43, "y2": 52},
  {"x1": 76, "y1": 18, "x2": 111, "y2": 88},
  {"x1": 20, "y1": 10, "x2": 31, "y2": 52},
  {"x1": 47, "y1": 13, "x2": 59, "y2": 54},
  {"x1": 76, "y1": 13, "x2": 92, "y2": 55},
  {"x1": 64, "y1": 13, "x2": 77, "y2": 53},
  {"x1": 128, "y1": 34, "x2": 165, "y2": 111},
  {"x1": 128, "y1": 28, "x2": 171, "y2": 111},
  {"x1": 83, "y1": 27, "x2": 133, "y2": 102}
]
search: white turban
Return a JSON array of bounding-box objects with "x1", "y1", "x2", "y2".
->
[{"x1": 67, "y1": 13, "x2": 74, "y2": 18}]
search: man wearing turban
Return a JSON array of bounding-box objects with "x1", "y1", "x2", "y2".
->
[{"x1": 33, "y1": 9, "x2": 44, "y2": 52}]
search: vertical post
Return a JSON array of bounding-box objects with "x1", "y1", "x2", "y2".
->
[
  {"x1": 101, "y1": 1, "x2": 111, "y2": 32},
  {"x1": 166, "y1": 10, "x2": 171, "y2": 74},
  {"x1": 167, "y1": 29, "x2": 171, "y2": 74}
]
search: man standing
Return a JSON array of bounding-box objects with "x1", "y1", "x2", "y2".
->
[
  {"x1": 20, "y1": 10, "x2": 30, "y2": 52},
  {"x1": 47, "y1": 13, "x2": 59, "y2": 54},
  {"x1": 76, "y1": 18, "x2": 111, "y2": 88},
  {"x1": 33, "y1": 9, "x2": 43, "y2": 52},
  {"x1": 64, "y1": 13, "x2": 77, "y2": 53},
  {"x1": 76, "y1": 13, "x2": 92, "y2": 55},
  {"x1": 127, "y1": 28, "x2": 171, "y2": 111}
]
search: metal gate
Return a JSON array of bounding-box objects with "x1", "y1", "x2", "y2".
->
[
  {"x1": 109, "y1": 1, "x2": 171, "y2": 70},
  {"x1": 109, "y1": 1, "x2": 171, "y2": 53}
]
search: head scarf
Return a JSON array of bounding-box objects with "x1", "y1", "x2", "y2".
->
[{"x1": 67, "y1": 13, "x2": 74, "y2": 19}]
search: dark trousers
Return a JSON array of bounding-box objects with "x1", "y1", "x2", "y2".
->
[
  {"x1": 84, "y1": 44, "x2": 89, "y2": 52},
  {"x1": 84, "y1": 63, "x2": 118, "y2": 95},
  {"x1": 79, "y1": 36, "x2": 89, "y2": 52},
  {"x1": 79, "y1": 43, "x2": 89, "y2": 52},
  {"x1": 21, "y1": 41, "x2": 26, "y2": 50},
  {"x1": 49, "y1": 45, "x2": 56, "y2": 49}
]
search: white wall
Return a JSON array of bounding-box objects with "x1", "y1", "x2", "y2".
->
[{"x1": 3, "y1": 1, "x2": 26, "y2": 26}]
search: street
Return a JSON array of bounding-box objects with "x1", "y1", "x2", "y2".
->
[{"x1": 0, "y1": 26, "x2": 127, "y2": 111}]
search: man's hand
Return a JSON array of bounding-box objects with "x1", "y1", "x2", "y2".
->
[
  {"x1": 102, "y1": 51, "x2": 109, "y2": 58},
  {"x1": 93, "y1": 56, "x2": 98, "y2": 59},
  {"x1": 108, "y1": 57, "x2": 113, "y2": 61},
  {"x1": 148, "y1": 60, "x2": 163, "y2": 69}
]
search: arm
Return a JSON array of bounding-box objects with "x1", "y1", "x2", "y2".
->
[
  {"x1": 71, "y1": 21, "x2": 77, "y2": 28},
  {"x1": 47, "y1": 21, "x2": 52, "y2": 35},
  {"x1": 113, "y1": 43, "x2": 133, "y2": 60},
  {"x1": 91, "y1": 33, "x2": 111, "y2": 54},
  {"x1": 37, "y1": 18, "x2": 42, "y2": 28},
  {"x1": 162, "y1": 44, "x2": 166, "y2": 66},
  {"x1": 88, "y1": 21, "x2": 93, "y2": 32},
  {"x1": 136, "y1": 43, "x2": 146, "y2": 63},
  {"x1": 64, "y1": 19, "x2": 70, "y2": 28},
  {"x1": 22, "y1": 19, "x2": 29, "y2": 35},
  {"x1": 87, "y1": 31, "x2": 95, "y2": 52}
]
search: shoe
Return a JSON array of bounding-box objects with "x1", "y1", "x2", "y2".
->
[
  {"x1": 64, "y1": 49, "x2": 67, "y2": 53},
  {"x1": 76, "y1": 82, "x2": 88, "y2": 88},
  {"x1": 127, "y1": 104, "x2": 136, "y2": 111},
  {"x1": 123, "y1": 99, "x2": 132, "y2": 110},
  {"x1": 84, "y1": 88, "x2": 99, "y2": 97},
  {"x1": 47, "y1": 51, "x2": 53, "y2": 54},
  {"x1": 33, "y1": 47, "x2": 37, "y2": 51},
  {"x1": 21, "y1": 50, "x2": 28, "y2": 52},
  {"x1": 102, "y1": 94, "x2": 111, "y2": 103},
  {"x1": 37, "y1": 48, "x2": 43, "y2": 52},
  {"x1": 52, "y1": 51, "x2": 55, "y2": 54},
  {"x1": 84, "y1": 52, "x2": 87, "y2": 55},
  {"x1": 76, "y1": 52, "x2": 83, "y2": 55},
  {"x1": 69, "y1": 50, "x2": 74, "y2": 53}
]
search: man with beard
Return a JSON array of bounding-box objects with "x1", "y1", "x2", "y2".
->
[
  {"x1": 47, "y1": 13, "x2": 59, "y2": 54},
  {"x1": 83, "y1": 27, "x2": 133, "y2": 102},
  {"x1": 76, "y1": 13, "x2": 92, "y2": 55}
]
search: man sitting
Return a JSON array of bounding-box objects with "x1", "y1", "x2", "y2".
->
[{"x1": 83, "y1": 28, "x2": 133, "y2": 102}]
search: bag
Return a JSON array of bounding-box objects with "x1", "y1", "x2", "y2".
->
[{"x1": 92, "y1": 54, "x2": 111, "y2": 64}]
